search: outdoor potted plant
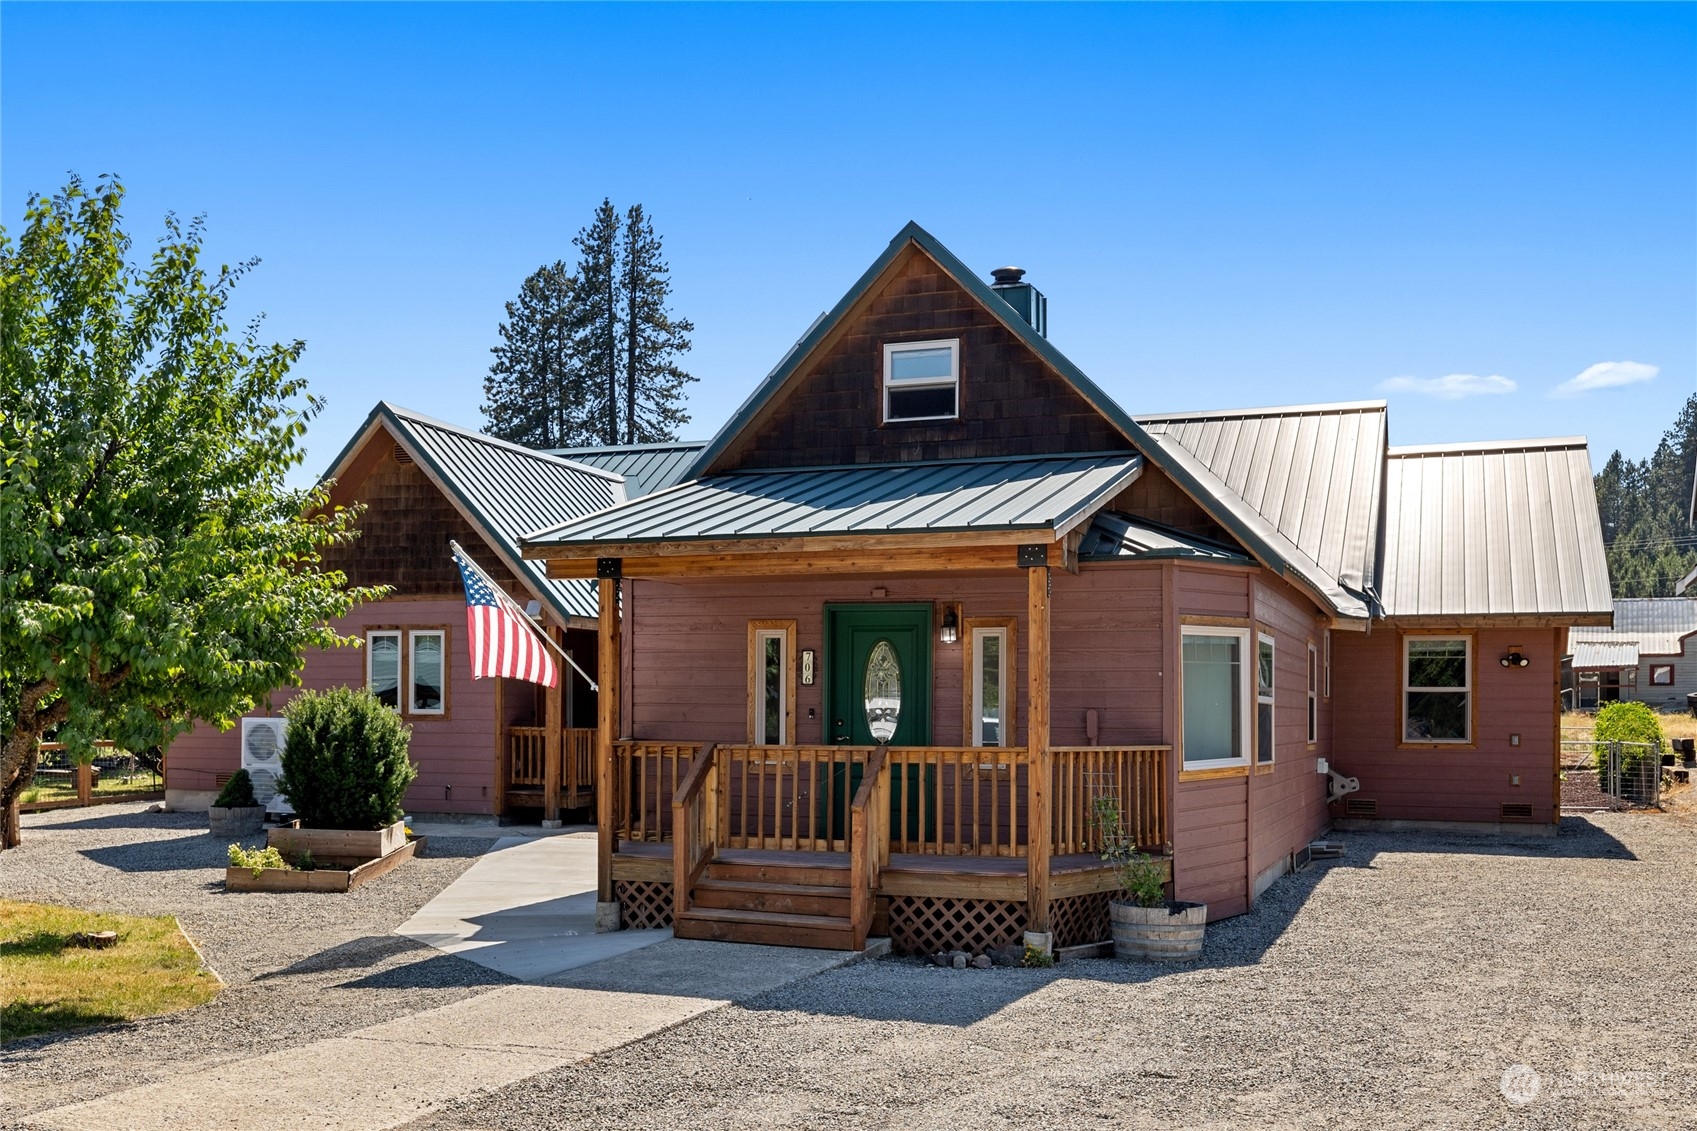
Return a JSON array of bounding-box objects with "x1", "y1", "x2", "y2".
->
[
  {"x1": 207, "y1": 769, "x2": 266, "y2": 837},
  {"x1": 1095, "y1": 797, "x2": 1206, "y2": 962},
  {"x1": 268, "y1": 687, "x2": 418, "y2": 865}
]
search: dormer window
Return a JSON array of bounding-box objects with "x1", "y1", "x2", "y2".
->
[{"x1": 883, "y1": 339, "x2": 959, "y2": 422}]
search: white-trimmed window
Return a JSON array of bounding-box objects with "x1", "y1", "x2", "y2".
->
[
  {"x1": 748, "y1": 621, "x2": 795, "y2": 745},
  {"x1": 1182, "y1": 627, "x2": 1250, "y2": 766},
  {"x1": 883, "y1": 339, "x2": 960, "y2": 422},
  {"x1": 367, "y1": 630, "x2": 401, "y2": 710},
  {"x1": 1256, "y1": 636, "x2": 1275, "y2": 764},
  {"x1": 1404, "y1": 636, "x2": 1470, "y2": 743},
  {"x1": 410, "y1": 630, "x2": 446, "y2": 715},
  {"x1": 1307, "y1": 641, "x2": 1319, "y2": 745},
  {"x1": 973, "y1": 627, "x2": 1009, "y2": 746},
  {"x1": 1323, "y1": 629, "x2": 1332, "y2": 698}
]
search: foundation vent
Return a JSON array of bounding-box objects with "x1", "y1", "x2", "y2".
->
[
  {"x1": 394, "y1": 443, "x2": 414, "y2": 465},
  {"x1": 1500, "y1": 802, "x2": 1534, "y2": 821},
  {"x1": 1345, "y1": 798, "x2": 1377, "y2": 818}
]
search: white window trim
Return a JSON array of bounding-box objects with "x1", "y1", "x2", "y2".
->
[
  {"x1": 1257, "y1": 635, "x2": 1276, "y2": 765},
  {"x1": 1323, "y1": 629, "x2": 1332, "y2": 699},
  {"x1": 408, "y1": 629, "x2": 447, "y2": 716},
  {"x1": 1402, "y1": 634, "x2": 1472, "y2": 744},
  {"x1": 972, "y1": 627, "x2": 1009, "y2": 747},
  {"x1": 882, "y1": 338, "x2": 960, "y2": 424},
  {"x1": 754, "y1": 627, "x2": 788, "y2": 745},
  {"x1": 1181, "y1": 625, "x2": 1252, "y2": 767},
  {"x1": 1307, "y1": 641, "x2": 1320, "y2": 745},
  {"x1": 367, "y1": 630, "x2": 402, "y2": 711}
]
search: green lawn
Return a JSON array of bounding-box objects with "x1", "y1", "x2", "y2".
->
[
  {"x1": 20, "y1": 771, "x2": 162, "y2": 806},
  {"x1": 0, "y1": 901, "x2": 220, "y2": 1040}
]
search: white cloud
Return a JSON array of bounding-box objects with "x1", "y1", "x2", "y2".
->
[
  {"x1": 1551, "y1": 360, "x2": 1658, "y2": 398},
  {"x1": 1378, "y1": 373, "x2": 1518, "y2": 399}
]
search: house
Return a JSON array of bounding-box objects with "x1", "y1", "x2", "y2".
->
[
  {"x1": 517, "y1": 222, "x2": 1614, "y2": 955},
  {"x1": 1568, "y1": 598, "x2": 1697, "y2": 710},
  {"x1": 163, "y1": 405, "x2": 695, "y2": 820}
]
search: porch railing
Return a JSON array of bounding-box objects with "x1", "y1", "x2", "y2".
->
[
  {"x1": 848, "y1": 745, "x2": 890, "y2": 948},
  {"x1": 507, "y1": 726, "x2": 597, "y2": 797},
  {"x1": 887, "y1": 746, "x2": 1030, "y2": 857},
  {"x1": 615, "y1": 741, "x2": 702, "y2": 842},
  {"x1": 1051, "y1": 745, "x2": 1171, "y2": 854},
  {"x1": 509, "y1": 727, "x2": 547, "y2": 787},
  {"x1": 718, "y1": 744, "x2": 878, "y2": 852}
]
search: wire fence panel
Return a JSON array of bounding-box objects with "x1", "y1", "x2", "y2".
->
[{"x1": 1560, "y1": 735, "x2": 1663, "y2": 810}]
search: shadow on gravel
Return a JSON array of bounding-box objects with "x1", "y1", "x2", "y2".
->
[
  {"x1": 27, "y1": 811, "x2": 205, "y2": 833},
  {"x1": 254, "y1": 934, "x2": 515, "y2": 991},
  {"x1": 80, "y1": 833, "x2": 240, "y2": 873}
]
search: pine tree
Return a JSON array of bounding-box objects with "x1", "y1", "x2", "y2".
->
[
  {"x1": 1594, "y1": 393, "x2": 1697, "y2": 596},
  {"x1": 573, "y1": 200, "x2": 623, "y2": 445},
  {"x1": 620, "y1": 204, "x2": 696, "y2": 444},
  {"x1": 481, "y1": 261, "x2": 600, "y2": 447}
]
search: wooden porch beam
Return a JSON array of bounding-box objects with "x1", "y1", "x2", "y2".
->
[
  {"x1": 543, "y1": 545, "x2": 1031, "y2": 580},
  {"x1": 524, "y1": 527, "x2": 1057, "y2": 562},
  {"x1": 596, "y1": 578, "x2": 620, "y2": 904},
  {"x1": 543, "y1": 624, "x2": 564, "y2": 823},
  {"x1": 1026, "y1": 564, "x2": 1053, "y2": 936}
]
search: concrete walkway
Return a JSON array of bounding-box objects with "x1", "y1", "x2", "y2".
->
[{"x1": 394, "y1": 831, "x2": 667, "y2": 980}]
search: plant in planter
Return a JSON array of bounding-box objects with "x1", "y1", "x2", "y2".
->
[
  {"x1": 208, "y1": 769, "x2": 266, "y2": 837},
  {"x1": 271, "y1": 688, "x2": 417, "y2": 862},
  {"x1": 228, "y1": 843, "x2": 291, "y2": 877},
  {"x1": 1095, "y1": 796, "x2": 1206, "y2": 962}
]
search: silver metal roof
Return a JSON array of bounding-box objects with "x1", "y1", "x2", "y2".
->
[
  {"x1": 327, "y1": 404, "x2": 626, "y2": 623},
  {"x1": 525, "y1": 453, "x2": 1143, "y2": 547},
  {"x1": 1570, "y1": 639, "x2": 1639, "y2": 670},
  {"x1": 1379, "y1": 438, "x2": 1613, "y2": 619},
  {"x1": 1570, "y1": 598, "x2": 1697, "y2": 656},
  {"x1": 1135, "y1": 402, "x2": 1386, "y2": 618},
  {"x1": 1078, "y1": 512, "x2": 1253, "y2": 564},
  {"x1": 550, "y1": 441, "x2": 705, "y2": 499}
]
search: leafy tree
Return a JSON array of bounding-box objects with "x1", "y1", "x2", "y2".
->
[
  {"x1": 621, "y1": 204, "x2": 696, "y2": 444},
  {"x1": 1594, "y1": 394, "x2": 1697, "y2": 596},
  {"x1": 0, "y1": 176, "x2": 381, "y2": 848},
  {"x1": 481, "y1": 261, "x2": 601, "y2": 448}
]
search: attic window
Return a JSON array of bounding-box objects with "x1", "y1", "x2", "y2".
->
[{"x1": 883, "y1": 339, "x2": 959, "y2": 423}]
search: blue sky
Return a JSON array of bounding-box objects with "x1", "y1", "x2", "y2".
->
[{"x1": 5, "y1": 3, "x2": 1693, "y2": 484}]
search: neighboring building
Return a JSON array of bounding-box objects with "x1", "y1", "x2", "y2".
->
[
  {"x1": 164, "y1": 405, "x2": 695, "y2": 818},
  {"x1": 1569, "y1": 598, "x2": 1697, "y2": 711},
  {"x1": 518, "y1": 222, "x2": 1613, "y2": 955}
]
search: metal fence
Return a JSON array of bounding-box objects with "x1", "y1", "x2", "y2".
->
[{"x1": 1560, "y1": 734, "x2": 1664, "y2": 810}]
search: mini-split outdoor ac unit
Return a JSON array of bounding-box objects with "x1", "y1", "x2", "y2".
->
[{"x1": 240, "y1": 716, "x2": 293, "y2": 815}]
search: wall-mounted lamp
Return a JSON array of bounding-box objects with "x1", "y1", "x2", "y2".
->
[
  {"x1": 939, "y1": 606, "x2": 959, "y2": 645},
  {"x1": 1500, "y1": 650, "x2": 1530, "y2": 668}
]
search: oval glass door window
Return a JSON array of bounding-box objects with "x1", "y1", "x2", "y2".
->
[{"x1": 863, "y1": 639, "x2": 902, "y2": 743}]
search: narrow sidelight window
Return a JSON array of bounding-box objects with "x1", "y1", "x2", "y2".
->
[
  {"x1": 748, "y1": 620, "x2": 795, "y2": 745},
  {"x1": 410, "y1": 630, "x2": 446, "y2": 715},
  {"x1": 1404, "y1": 636, "x2": 1470, "y2": 743},
  {"x1": 883, "y1": 339, "x2": 960, "y2": 422},
  {"x1": 1182, "y1": 627, "x2": 1249, "y2": 766},
  {"x1": 973, "y1": 627, "x2": 1008, "y2": 746},
  {"x1": 367, "y1": 631, "x2": 401, "y2": 709},
  {"x1": 1307, "y1": 642, "x2": 1319, "y2": 745},
  {"x1": 1257, "y1": 636, "x2": 1275, "y2": 764},
  {"x1": 758, "y1": 631, "x2": 785, "y2": 744}
]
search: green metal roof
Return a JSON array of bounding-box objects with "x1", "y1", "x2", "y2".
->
[
  {"x1": 1078, "y1": 513, "x2": 1254, "y2": 564},
  {"x1": 549, "y1": 441, "x2": 706, "y2": 498}
]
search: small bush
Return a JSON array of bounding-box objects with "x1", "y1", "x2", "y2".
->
[
  {"x1": 212, "y1": 769, "x2": 257, "y2": 809},
  {"x1": 228, "y1": 844, "x2": 289, "y2": 877},
  {"x1": 1022, "y1": 943, "x2": 1055, "y2": 968},
  {"x1": 276, "y1": 687, "x2": 416, "y2": 831},
  {"x1": 1594, "y1": 701, "x2": 1665, "y2": 795}
]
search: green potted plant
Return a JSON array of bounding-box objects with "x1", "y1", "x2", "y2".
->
[
  {"x1": 269, "y1": 687, "x2": 417, "y2": 863},
  {"x1": 1095, "y1": 796, "x2": 1205, "y2": 962},
  {"x1": 208, "y1": 769, "x2": 266, "y2": 837}
]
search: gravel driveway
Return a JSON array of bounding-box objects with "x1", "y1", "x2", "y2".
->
[
  {"x1": 408, "y1": 812, "x2": 1697, "y2": 1131},
  {"x1": 0, "y1": 803, "x2": 507, "y2": 1118}
]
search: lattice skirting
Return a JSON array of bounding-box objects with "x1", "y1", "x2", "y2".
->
[
  {"x1": 615, "y1": 879, "x2": 673, "y2": 930},
  {"x1": 1049, "y1": 890, "x2": 1129, "y2": 949},
  {"x1": 887, "y1": 896, "x2": 1026, "y2": 956}
]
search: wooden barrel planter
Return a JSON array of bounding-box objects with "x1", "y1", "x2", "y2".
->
[{"x1": 1108, "y1": 900, "x2": 1207, "y2": 962}]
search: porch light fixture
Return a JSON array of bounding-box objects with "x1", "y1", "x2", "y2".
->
[
  {"x1": 1500, "y1": 650, "x2": 1530, "y2": 668},
  {"x1": 939, "y1": 607, "x2": 959, "y2": 645}
]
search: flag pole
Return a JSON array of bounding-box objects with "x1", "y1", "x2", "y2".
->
[{"x1": 450, "y1": 540, "x2": 600, "y2": 691}]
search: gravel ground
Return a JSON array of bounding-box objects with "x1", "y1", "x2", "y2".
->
[
  {"x1": 411, "y1": 811, "x2": 1697, "y2": 1131},
  {"x1": 0, "y1": 802, "x2": 507, "y2": 1117}
]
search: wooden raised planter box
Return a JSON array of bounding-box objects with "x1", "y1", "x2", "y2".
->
[{"x1": 225, "y1": 821, "x2": 419, "y2": 893}]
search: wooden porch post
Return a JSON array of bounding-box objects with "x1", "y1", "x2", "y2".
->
[
  {"x1": 492, "y1": 676, "x2": 508, "y2": 817},
  {"x1": 543, "y1": 623, "x2": 564, "y2": 824},
  {"x1": 1026, "y1": 563, "x2": 1052, "y2": 935},
  {"x1": 76, "y1": 762, "x2": 94, "y2": 807},
  {"x1": 596, "y1": 576, "x2": 621, "y2": 903}
]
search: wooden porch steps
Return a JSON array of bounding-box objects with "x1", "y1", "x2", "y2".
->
[{"x1": 674, "y1": 853, "x2": 857, "y2": 950}]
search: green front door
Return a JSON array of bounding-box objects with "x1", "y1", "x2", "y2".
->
[{"x1": 823, "y1": 604, "x2": 933, "y2": 840}]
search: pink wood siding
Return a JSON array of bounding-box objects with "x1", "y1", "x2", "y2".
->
[
  {"x1": 165, "y1": 599, "x2": 499, "y2": 814},
  {"x1": 1331, "y1": 626, "x2": 1560, "y2": 825},
  {"x1": 1248, "y1": 578, "x2": 1332, "y2": 881}
]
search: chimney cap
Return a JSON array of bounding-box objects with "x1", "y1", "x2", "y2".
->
[{"x1": 990, "y1": 266, "x2": 1026, "y2": 287}]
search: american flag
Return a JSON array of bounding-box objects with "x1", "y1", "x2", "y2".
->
[{"x1": 453, "y1": 546, "x2": 559, "y2": 687}]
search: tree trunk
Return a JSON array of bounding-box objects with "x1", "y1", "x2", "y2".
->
[{"x1": 2, "y1": 680, "x2": 68, "y2": 850}]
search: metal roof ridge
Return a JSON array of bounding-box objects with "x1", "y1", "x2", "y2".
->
[
  {"x1": 378, "y1": 401, "x2": 629, "y2": 486},
  {"x1": 1387, "y1": 436, "x2": 1589, "y2": 456},
  {"x1": 1134, "y1": 399, "x2": 1388, "y2": 423},
  {"x1": 551, "y1": 440, "x2": 708, "y2": 454},
  {"x1": 710, "y1": 451, "x2": 1141, "y2": 477}
]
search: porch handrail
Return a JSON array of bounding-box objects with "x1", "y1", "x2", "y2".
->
[
  {"x1": 1050, "y1": 745, "x2": 1171, "y2": 854},
  {"x1": 848, "y1": 745, "x2": 889, "y2": 950},
  {"x1": 671, "y1": 743, "x2": 718, "y2": 922}
]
